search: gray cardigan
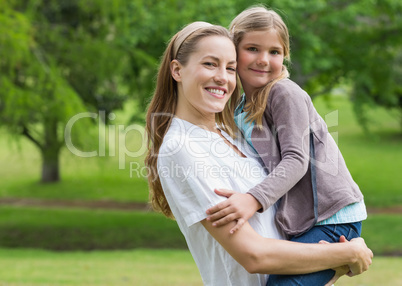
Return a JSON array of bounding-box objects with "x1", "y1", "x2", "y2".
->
[{"x1": 248, "y1": 79, "x2": 363, "y2": 236}]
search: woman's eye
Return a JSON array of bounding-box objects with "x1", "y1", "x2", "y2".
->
[
  {"x1": 203, "y1": 62, "x2": 215, "y2": 67},
  {"x1": 227, "y1": 67, "x2": 237, "y2": 72}
]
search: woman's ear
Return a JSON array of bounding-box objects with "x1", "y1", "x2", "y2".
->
[{"x1": 170, "y1": 60, "x2": 182, "y2": 82}]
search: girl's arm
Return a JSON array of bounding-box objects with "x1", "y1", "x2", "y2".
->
[
  {"x1": 207, "y1": 80, "x2": 313, "y2": 231},
  {"x1": 201, "y1": 216, "x2": 373, "y2": 275}
]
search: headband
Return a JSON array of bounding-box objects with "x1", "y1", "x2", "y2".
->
[{"x1": 173, "y1": 21, "x2": 213, "y2": 59}]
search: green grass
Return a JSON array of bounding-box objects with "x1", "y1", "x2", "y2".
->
[
  {"x1": 0, "y1": 248, "x2": 202, "y2": 286},
  {"x1": 0, "y1": 205, "x2": 400, "y2": 255},
  {"x1": 0, "y1": 248, "x2": 400, "y2": 286},
  {"x1": 0, "y1": 206, "x2": 186, "y2": 250}
]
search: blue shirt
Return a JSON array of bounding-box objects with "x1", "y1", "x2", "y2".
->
[
  {"x1": 234, "y1": 94, "x2": 256, "y2": 152},
  {"x1": 234, "y1": 94, "x2": 367, "y2": 225}
]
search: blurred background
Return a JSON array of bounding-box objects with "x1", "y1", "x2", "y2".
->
[{"x1": 0, "y1": 0, "x2": 401, "y2": 285}]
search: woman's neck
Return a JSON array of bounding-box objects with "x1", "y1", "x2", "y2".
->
[{"x1": 175, "y1": 105, "x2": 217, "y2": 133}]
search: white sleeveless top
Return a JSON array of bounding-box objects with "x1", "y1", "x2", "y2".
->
[{"x1": 157, "y1": 118, "x2": 285, "y2": 286}]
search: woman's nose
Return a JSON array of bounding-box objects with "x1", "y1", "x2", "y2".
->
[{"x1": 214, "y1": 68, "x2": 228, "y2": 84}]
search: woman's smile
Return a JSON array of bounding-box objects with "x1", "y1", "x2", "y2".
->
[{"x1": 205, "y1": 87, "x2": 227, "y2": 99}]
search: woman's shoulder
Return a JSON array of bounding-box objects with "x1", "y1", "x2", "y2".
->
[
  {"x1": 159, "y1": 118, "x2": 215, "y2": 159},
  {"x1": 159, "y1": 121, "x2": 186, "y2": 156}
]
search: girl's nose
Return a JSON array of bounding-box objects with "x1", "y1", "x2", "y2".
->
[{"x1": 257, "y1": 52, "x2": 269, "y2": 66}]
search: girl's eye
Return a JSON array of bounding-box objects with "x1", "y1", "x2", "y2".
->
[
  {"x1": 271, "y1": 50, "x2": 280, "y2": 55},
  {"x1": 247, "y1": 47, "x2": 258, "y2": 52},
  {"x1": 227, "y1": 67, "x2": 237, "y2": 72}
]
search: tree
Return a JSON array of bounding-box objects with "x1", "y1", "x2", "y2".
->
[
  {"x1": 2, "y1": 0, "x2": 400, "y2": 185},
  {"x1": 0, "y1": 0, "x2": 240, "y2": 183},
  {"x1": 0, "y1": 0, "x2": 133, "y2": 182}
]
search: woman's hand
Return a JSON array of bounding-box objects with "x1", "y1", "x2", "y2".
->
[
  {"x1": 206, "y1": 189, "x2": 262, "y2": 234},
  {"x1": 347, "y1": 237, "x2": 373, "y2": 276},
  {"x1": 321, "y1": 235, "x2": 373, "y2": 285}
]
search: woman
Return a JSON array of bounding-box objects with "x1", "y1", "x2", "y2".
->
[{"x1": 145, "y1": 21, "x2": 372, "y2": 286}]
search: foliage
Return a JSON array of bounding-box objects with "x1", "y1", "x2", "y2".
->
[
  {"x1": 0, "y1": 0, "x2": 240, "y2": 182},
  {"x1": 0, "y1": 0, "x2": 130, "y2": 182},
  {"x1": 1, "y1": 0, "x2": 401, "y2": 183},
  {"x1": 117, "y1": 0, "x2": 238, "y2": 119}
]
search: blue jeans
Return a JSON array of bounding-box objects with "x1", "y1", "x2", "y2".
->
[{"x1": 266, "y1": 222, "x2": 362, "y2": 286}]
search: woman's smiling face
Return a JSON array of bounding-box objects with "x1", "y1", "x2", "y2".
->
[
  {"x1": 172, "y1": 35, "x2": 237, "y2": 116},
  {"x1": 237, "y1": 29, "x2": 284, "y2": 96}
]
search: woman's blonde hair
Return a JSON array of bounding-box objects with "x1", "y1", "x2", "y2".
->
[
  {"x1": 145, "y1": 22, "x2": 241, "y2": 218},
  {"x1": 230, "y1": 5, "x2": 291, "y2": 128}
]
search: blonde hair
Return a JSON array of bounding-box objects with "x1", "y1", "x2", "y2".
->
[
  {"x1": 145, "y1": 22, "x2": 241, "y2": 218},
  {"x1": 230, "y1": 5, "x2": 291, "y2": 128}
]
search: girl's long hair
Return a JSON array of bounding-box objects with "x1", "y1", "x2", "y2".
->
[
  {"x1": 230, "y1": 5, "x2": 291, "y2": 128},
  {"x1": 145, "y1": 24, "x2": 241, "y2": 218}
]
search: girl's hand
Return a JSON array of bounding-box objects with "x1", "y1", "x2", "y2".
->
[
  {"x1": 206, "y1": 189, "x2": 261, "y2": 234},
  {"x1": 320, "y1": 236, "x2": 350, "y2": 285},
  {"x1": 324, "y1": 265, "x2": 350, "y2": 286}
]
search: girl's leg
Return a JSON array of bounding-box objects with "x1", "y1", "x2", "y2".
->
[{"x1": 266, "y1": 222, "x2": 362, "y2": 286}]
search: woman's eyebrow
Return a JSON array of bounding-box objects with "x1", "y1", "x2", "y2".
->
[
  {"x1": 202, "y1": 55, "x2": 237, "y2": 65},
  {"x1": 201, "y1": 55, "x2": 220, "y2": 61}
]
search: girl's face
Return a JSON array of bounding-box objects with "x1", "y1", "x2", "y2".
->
[
  {"x1": 172, "y1": 35, "x2": 237, "y2": 117},
  {"x1": 237, "y1": 29, "x2": 284, "y2": 96}
]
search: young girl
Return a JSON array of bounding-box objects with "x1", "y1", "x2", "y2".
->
[{"x1": 206, "y1": 6, "x2": 368, "y2": 285}]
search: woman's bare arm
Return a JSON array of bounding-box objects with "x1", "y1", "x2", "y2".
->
[{"x1": 201, "y1": 218, "x2": 373, "y2": 275}]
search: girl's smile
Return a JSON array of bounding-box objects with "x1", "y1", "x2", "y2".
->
[{"x1": 250, "y1": 68, "x2": 269, "y2": 74}]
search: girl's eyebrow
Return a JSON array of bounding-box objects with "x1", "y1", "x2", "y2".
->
[
  {"x1": 243, "y1": 42, "x2": 261, "y2": 46},
  {"x1": 243, "y1": 42, "x2": 283, "y2": 50}
]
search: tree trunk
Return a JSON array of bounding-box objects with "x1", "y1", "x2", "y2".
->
[
  {"x1": 40, "y1": 119, "x2": 61, "y2": 183},
  {"x1": 41, "y1": 147, "x2": 60, "y2": 183}
]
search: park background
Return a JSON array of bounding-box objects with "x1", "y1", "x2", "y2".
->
[{"x1": 0, "y1": 0, "x2": 401, "y2": 285}]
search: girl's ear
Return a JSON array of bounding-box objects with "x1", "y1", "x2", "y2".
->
[{"x1": 170, "y1": 60, "x2": 182, "y2": 82}]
